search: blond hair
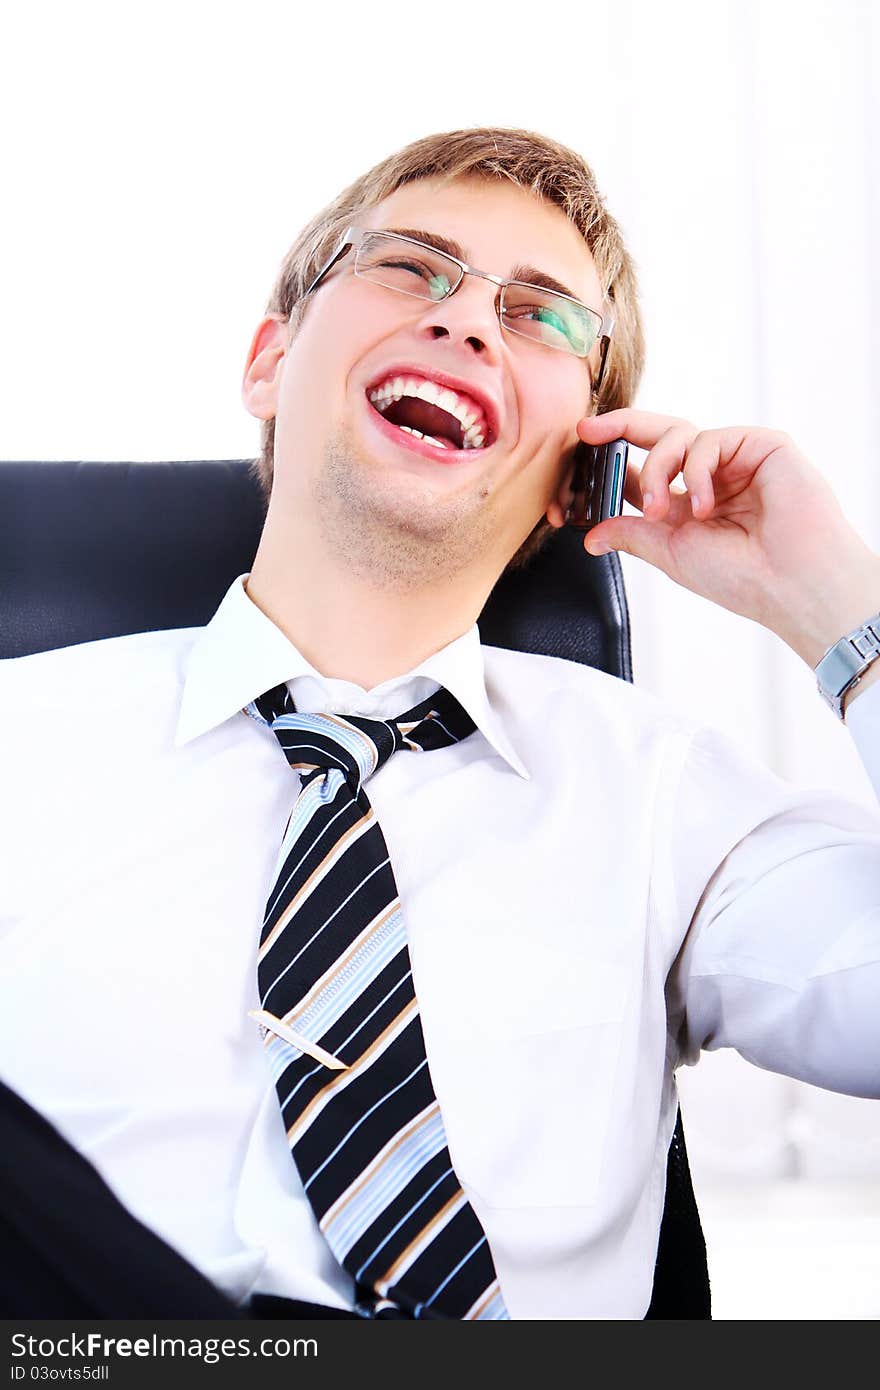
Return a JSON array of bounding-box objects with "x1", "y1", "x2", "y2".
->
[{"x1": 252, "y1": 126, "x2": 645, "y2": 572}]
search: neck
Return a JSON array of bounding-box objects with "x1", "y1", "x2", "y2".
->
[{"x1": 246, "y1": 506, "x2": 498, "y2": 690}]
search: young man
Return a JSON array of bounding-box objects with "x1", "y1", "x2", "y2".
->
[{"x1": 2, "y1": 126, "x2": 879, "y2": 1321}]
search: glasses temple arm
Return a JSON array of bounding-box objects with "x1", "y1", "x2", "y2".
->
[
  {"x1": 303, "y1": 234, "x2": 356, "y2": 297},
  {"x1": 593, "y1": 334, "x2": 612, "y2": 395}
]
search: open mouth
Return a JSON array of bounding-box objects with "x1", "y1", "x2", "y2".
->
[{"x1": 364, "y1": 377, "x2": 497, "y2": 459}]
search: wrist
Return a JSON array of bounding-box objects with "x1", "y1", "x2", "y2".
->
[{"x1": 773, "y1": 552, "x2": 880, "y2": 668}]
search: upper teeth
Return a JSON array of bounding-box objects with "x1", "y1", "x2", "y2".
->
[{"x1": 368, "y1": 375, "x2": 489, "y2": 449}]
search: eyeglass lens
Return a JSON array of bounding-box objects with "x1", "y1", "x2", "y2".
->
[{"x1": 354, "y1": 233, "x2": 600, "y2": 358}]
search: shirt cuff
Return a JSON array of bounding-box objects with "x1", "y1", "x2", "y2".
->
[{"x1": 844, "y1": 675, "x2": 880, "y2": 803}]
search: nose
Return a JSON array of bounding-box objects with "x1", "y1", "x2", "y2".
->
[{"x1": 413, "y1": 275, "x2": 504, "y2": 358}]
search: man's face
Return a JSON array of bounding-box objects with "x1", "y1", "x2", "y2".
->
[{"x1": 245, "y1": 175, "x2": 606, "y2": 589}]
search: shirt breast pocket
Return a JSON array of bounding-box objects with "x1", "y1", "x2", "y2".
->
[{"x1": 429, "y1": 959, "x2": 631, "y2": 1210}]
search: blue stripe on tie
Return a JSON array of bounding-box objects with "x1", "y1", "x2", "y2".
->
[
  {"x1": 262, "y1": 858, "x2": 392, "y2": 1009},
  {"x1": 266, "y1": 1032, "x2": 305, "y2": 1082},
  {"x1": 265, "y1": 793, "x2": 353, "y2": 924},
  {"x1": 477, "y1": 1290, "x2": 510, "y2": 1321},
  {"x1": 289, "y1": 908, "x2": 405, "y2": 1040},
  {"x1": 304, "y1": 1059, "x2": 428, "y2": 1192},
  {"x1": 352, "y1": 1164, "x2": 455, "y2": 1280},
  {"x1": 415, "y1": 1236, "x2": 486, "y2": 1315},
  {"x1": 329, "y1": 1110, "x2": 447, "y2": 1256},
  {"x1": 275, "y1": 967, "x2": 413, "y2": 1109},
  {"x1": 273, "y1": 713, "x2": 383, "y2": 784}
]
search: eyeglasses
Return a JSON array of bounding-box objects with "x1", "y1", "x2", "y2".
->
[{"x1": 303, "y1": 226, "x2": 615, "y2": 391}]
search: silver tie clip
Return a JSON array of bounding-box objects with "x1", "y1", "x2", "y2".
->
[{"x1": 248, "y1": 1009, "x2": 348, "y2": 1071}]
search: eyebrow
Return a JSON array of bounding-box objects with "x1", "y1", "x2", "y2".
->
[{"x1": 382, "y1": 227, "x2": 585, "y2": 305}]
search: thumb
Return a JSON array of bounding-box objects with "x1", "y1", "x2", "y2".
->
[{"x1": 584, "y1": 518, "x2": 671, "y2": 568}]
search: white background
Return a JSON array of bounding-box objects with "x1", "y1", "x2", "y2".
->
[{"x1": 2, "y1": 0, "x2": 878, "y2": 1317}]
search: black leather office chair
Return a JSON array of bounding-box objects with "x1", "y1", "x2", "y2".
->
[{"x1": 0, "y1": 458, "x2": 711, "y2": 1318}]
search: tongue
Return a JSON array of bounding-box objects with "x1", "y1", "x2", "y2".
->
[{"x1": 383, "y1": 397, "x2": 464, "y2": 447}]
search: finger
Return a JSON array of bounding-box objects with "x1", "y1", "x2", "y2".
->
[
  {"x1": 680, "y1": 432, "x2": 721, "y2": 516},
  {"x1": 577, "y1": 407, "x2": 698, "y2": 453},
  {"x1": 583, "y1": 515, "x2": 674, "y2": 570},
  {"x1": 692, "y1": 425, "x2": 795, "y2": 490},
  {"x1": 622, "y1": 460, "x2": 701, "y2": 527},
  {"x1": 677, "y1": 426, "x2": 793, "y2": 515},
  {"x1": 637, "y1": 424, "x2": 700, "y2": 517}
]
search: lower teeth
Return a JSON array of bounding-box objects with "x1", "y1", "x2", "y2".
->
[{"x1": 398, "y1": 424, "x2": 455, "y2": 450}]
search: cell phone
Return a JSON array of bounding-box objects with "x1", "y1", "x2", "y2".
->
[{"x1": 565, "y1": 438, "x2": 629, "y2": 531}]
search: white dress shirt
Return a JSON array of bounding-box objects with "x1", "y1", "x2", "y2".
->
[{"x1": 2, "y1": 573, "x2": 879, "y2": 1319}]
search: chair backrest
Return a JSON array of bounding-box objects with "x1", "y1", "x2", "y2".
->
[
  {"x1": 0, "y1": 459, "x2": 634, "y2": 667},
  {"x1": 0, "y1": 458, "x2": 710, "y2": 1316}
]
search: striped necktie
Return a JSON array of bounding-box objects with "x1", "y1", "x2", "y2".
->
[{"x1": 242, "y1": 681, "x2": 509, "y2": 1321}]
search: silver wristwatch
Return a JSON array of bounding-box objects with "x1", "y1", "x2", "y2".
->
[{"x1": 814, "y1": 610, "x2": 880, "y2": 720}]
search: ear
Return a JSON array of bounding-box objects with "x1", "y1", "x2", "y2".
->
[{"x1": 241, "y1": 314, "x2": 289, "y2": 421}]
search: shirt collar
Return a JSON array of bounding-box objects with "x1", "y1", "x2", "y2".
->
[{"x1": 174, "y1": 575, "x2": 530, "y2": 780}]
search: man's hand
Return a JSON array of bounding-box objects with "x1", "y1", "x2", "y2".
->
[{"x1": 575, "y1": 408, "x2": 880, "y2": 673}]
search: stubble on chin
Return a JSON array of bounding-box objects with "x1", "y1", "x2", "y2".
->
[{"x1": 315, "y1": 427, "x2": 497, "y2": 591}]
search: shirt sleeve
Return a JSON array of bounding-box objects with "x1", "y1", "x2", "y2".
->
[{"x1": 661, "y1": 682, "x2": 880, "y2": 1099}]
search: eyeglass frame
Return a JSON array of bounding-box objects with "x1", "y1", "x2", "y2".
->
[{"x1": 302, "y1": 225, "x2": 615, "y2": 394}]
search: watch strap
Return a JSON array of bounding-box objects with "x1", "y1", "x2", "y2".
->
[{"x1": 815, "y1": 611, "x2": 880, "y2": 719}]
